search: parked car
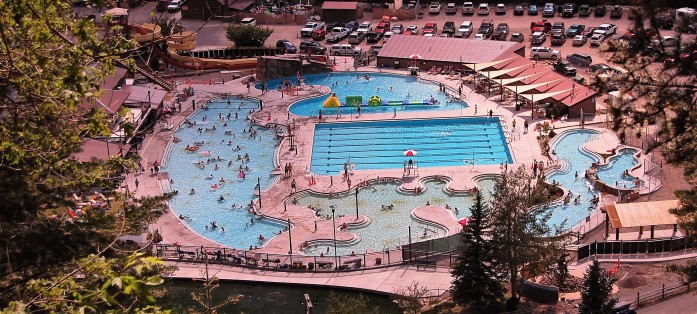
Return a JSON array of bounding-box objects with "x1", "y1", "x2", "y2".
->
[
  {"x1": 474, "y1": 33, "x2": 486, "y2": 40},
  {"x1": 590, "y1": 33, "x2": 605, "y2": 46},
  {"x1": 531, "y1": 31, "x2": 547, "y2": 44},
  {"x1": 495, "y1": 3, "x2": 506, "y2": 15},
  {"x1": 330, "y1": 44, "x2": 362, "y2": 56},
  {"x1": 551, "y1": 22, "x2": 565, "y2": 35},
  {"x1": 478, "y1": 19, "x2": 494, "y2": 37},
  {"x1": 553, "y1": 60, "x2": 577, "y2": 76},
  {"x1": 375, "y1": 21, "x2": 390, "y2": 35},
  {"x1": 357, "y1": 22, "x2": 372, "y2": 34},
  {"x1": 382, "y1": 31, "x2": 394, "y2": 42},
  {"x1": 562, "y1": 3, "x2": 576, "y2": 17},
  {"x1": 276, "y1": 39, "x2": 297, "y2": 53},
  {"x1": 326, "y1": 27, "x2": 350, "y2": 43},
  {"x1": 156, "y1": 0, "x2": 169, "y2": 12},
  {"x1": 656, "y1": 16, "x2": 674, "y2": 30},
  {"x1": 344, "y1": 21, "x2": 359, "y2": 32},
  {"x1": 578, "y1": 4, "x2": 591, "y2": 17},
  {"x1": 241, "y1": 18, "x2": 257, "y2": 26},
  {"x1": 530, "y1": 20, "x2": 552, "y2": 33},
  {"x1": 528, "y1": 4, "x2": 538, "y2": 15},
  {"x1": 551, "y1": 33, "x2": 566, "y2": 45},
  {"x1": 312, "y1": 29, "x2": 327, "y2": 41},
  {"x1": 531, "y1": 46, "x2": 560, "y2": 60},
  {"x1": 567, "y1": 53, "x2": 593, "y2": 66},
  {"x1": 445, "y1": 3, "x2": 457, "y2": 14},
  {"x1": 594, "y1": 5, "x2": 606, "y2": 17},
  {"x1": 299, "y1": 41, "x2": 327, "y2": 54},
  {"x1": 391, "y1": 24, "x2": 404, "y2": 34},
  {"x1": 572, "y1": 35, "x2": 587, "y2": 46},
  {"x1": 458, "y1": 21, "x2": 473, "y2": 37},
  {"x1": 589, "y1": 63, "x2": 614, "y2": 74},
  {"x1": 347, "y1": 31, "x2": 366, "y2": 44},
  {"x1": 167, "y1": 0, "x2": 183, "y2": 12},
  {"x1": 656, "y1": 35, "x2": 679, "y2": 47},
  {"x1": 510, "y1": 32, "x2": 524, "y2": 42},
  {"x1": 301, "y1": 21, "x2": 326, "y2": 37},
  {"x1": 478, "y1": 3, "x2": 490, "y2": 15},
  {"x1": 366, "y1": 31, "x2": 384, "y2": 43},
  {"x1": 610, "y1": 5, "x2": 623, "y2": 19},
  {"x1": 443, "y1": 21, "x2": 456, "y2": 34},
  {"x1": 514, "y1": 4, "x2": 524, "y2": 15},
  {"x1": 581, "y1": 27, "x2": 596, "y2": 37},
  {"x1": 492, "y1": 23, "x2": 509, "y2": 40},
  {"x1": 423, "y1": 23, "x2": 438, "y2": 35},
  {"x1": 462, "y1": 2, "x2": 474, "y2": 15},
  {"x1": 594, "y1": 24, "x2": 617, "y2": 36},
  {"x1": 405, "y1": 25, "x2": 419, "y2": 35},
  {"x1": 566, "y1": 24, "x2": 585, "y2": 37},
  {"x1": 429, "y1": 3, "x2": 442, "y2": 14},
  {"x1": 543, "y1": 3, "x2": 555, "y2": 17}
]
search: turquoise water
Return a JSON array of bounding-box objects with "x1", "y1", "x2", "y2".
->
[
  {"x1": 311, "y1": 117, "x2": 512, "y2": 174},
  {"x1": 596, "y1": 148, "x2": 640, "y2": 189},
  {"x1": 298, "y1": 178, "x2": 497, "y2": 255},
  {"x1": 263, "y1": 72, "x2": 467, "y2": 116},
  {"x1": 547, "y1": 130, "x2": 601, "y2": 228},
  {"x1": 165, "y1": 98, "x2": 285, "y2": 250}
]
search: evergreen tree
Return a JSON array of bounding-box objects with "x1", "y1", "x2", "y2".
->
[
  {"x1": 488, "y1": 168, "x2": 559, "y2": 302},
  {"x1": 579, "y1": 260, "x2": 617, "y2": 314},
  {"x1": 450, "y1": 191, "x2": 504, "y2": 311}
]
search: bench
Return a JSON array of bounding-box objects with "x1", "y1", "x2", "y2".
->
[{"x1": 416, "y1": 260, "x2": 437, "y2": 270}]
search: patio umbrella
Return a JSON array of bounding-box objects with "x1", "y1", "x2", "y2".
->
[
  {"x1": 458, "y1": 217, "x2": 474, "y2": 226},
  {"x1": 105, "y1": 8, "x2": 128, "y2": 16},
  {"x1": 403, "y1": 149, "x2": 417, "y2": 157},
  {"x1": 408, "y1": 54, "x2": 423, "y2": 59}
]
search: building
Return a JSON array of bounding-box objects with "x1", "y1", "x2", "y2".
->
[
  {"x1": 321, "y1": 1, "x2": 360, "y2": 23},
  {"x1": 181, "y1": 0, "x2": 255, "y2": 20},
  {"x1": 376, "y1": 35, "x2": 526, "y2": 71}
]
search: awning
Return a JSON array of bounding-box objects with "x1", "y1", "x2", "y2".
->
[
  {"x1": 503, "y1": 79, "x2": 563, "y2": 95},
  {"x1": 498, "y1": 72, "x2": 546, "y2": 86},
  {"x1": 478, "y1": 65, "x2": 531, "y2": 79},
  {"x1": 604, "y1": 200, "x2": 680, "y2": 228},
  {"x1": 463, "y1": 57, "x2": 516, "y2": 71},
  {"x1": 518, "y1": 88, "x2": 573, "y2": 102},
  {"x1": 72, "y1": 138, "x2": 131, "y2": 162}
]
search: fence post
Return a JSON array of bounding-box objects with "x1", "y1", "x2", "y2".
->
[
  {"x1": 636, "y1": 292, "x2": 640, "y2": 308},
  {"x1": 662, "y1": 283, "x2": 665, "y2": 300}
]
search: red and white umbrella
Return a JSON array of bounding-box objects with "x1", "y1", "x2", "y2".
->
[
  {"x1": 403, "y1": 149, "x2": 417, "y2": 157},
  {"x1": 458, "y1": 217, "x2": 475, "y2": 226},
  {"x1": 408, "y1": 54, "x2": 423, "y2": 59}
]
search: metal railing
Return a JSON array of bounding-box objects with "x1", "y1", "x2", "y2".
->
[
  {"x1": 621, "y1": 281, "x2": 694, "y2": 309},
  {"x1": 576, "y1": 237, "x2": 694, "y2": 262}
]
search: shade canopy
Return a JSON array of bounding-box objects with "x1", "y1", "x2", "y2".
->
[
  {"x1": 605, "y1": 200, "x2": 681, "y2": 228},
  {"x1": 503, "y1": 79, "x2": 563, "y2": 95},
  {"x1": 478, "y1": 64, "x2": 531, "y2": 79},
  {"x1": 463, "y1": 57, "x2": 516, "y2": 71},
  {"x1": 518, "y1": 88, "x2": 573, "y2": 102},
  {"x1": 498, "y1": 72, "x2": 546, "y2": 86}
]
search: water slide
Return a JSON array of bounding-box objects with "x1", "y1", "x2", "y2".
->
[{"x1": 128, "y1": 24, "x2": 258, "y2": 71}]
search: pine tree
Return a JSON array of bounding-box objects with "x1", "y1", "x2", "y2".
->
[
  {"x1": 579, "y1": 260, "x2": 617, "y2": 314},
  {"x1": 450, "y1": 191, "x2": 504, "y2": 311}
]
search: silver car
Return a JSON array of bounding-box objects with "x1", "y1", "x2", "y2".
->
[{"x1": 572, "y1": 35, "x2": 587, "y2": 46}]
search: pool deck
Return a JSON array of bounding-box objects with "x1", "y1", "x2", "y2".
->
[{"x1": 129, "y1": 61, "x2": 664, "y2": 294}]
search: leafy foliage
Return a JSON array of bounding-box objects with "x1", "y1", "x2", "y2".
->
[
  {"x1": 579, "y1": 260, "x2": 617, "y2": 314},
  {"x1": 488, "y1": 168, "x2": 560, "y2": 300},
  {"x1": 326, "y1": 291, "x2": 380, "y2": 314},
  {"x1": 148, "y1": 16, "x2": 183, "y2": 38},
  {"x1": 392, "y1": 281, "x2": 429, "y2": 314},
  {"x1": 189, "y1": 261, "x2": 241, "y2": 314},
  {"x1": 225, "y1": 25, "x2": 273, "y2": 47},
  {"x1": 450, "y1": 191, "x2": 504, "y2": 311}
]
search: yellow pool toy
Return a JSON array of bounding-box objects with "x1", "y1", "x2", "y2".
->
[
  {"x1": 368, "y1": 95, "x2": 382, "y2": 106},
  {"x1": 322, "y1": 93, "x2": 341, "y2": 108}
]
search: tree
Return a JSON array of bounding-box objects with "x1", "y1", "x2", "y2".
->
[
  {"x1": 225, "y1": 25, "x2": 273, "y2": 47},
  {"x1": 392, "y1": 281, "x2": 429, "y2": 314},
  {"x1": 326, "y1": 291, "x2": 380, "y2": 314},
  {"x1": 189, "y1": 260, "x2": 241, "y2": 314},
  {"x1": 450, "y1": 191, "x2": 504, "y2": 311},
  {"x1": 488, "y1": 168, "x2": 559, "y2": 303},
  {"x1": 579, "y1": 260, "x2": 617, "y2": 314},
  {"x1": 148, "y1": 16, "x2": 183, "y2": 37},
  {"x1": 554, "y1": 253, "x2": 571, "y2": 291}
]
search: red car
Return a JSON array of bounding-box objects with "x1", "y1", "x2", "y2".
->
[
  {"x1": 312, "y1": 29, "x2": 327, "y2": 41},
  {"x1": 423, "y1": 23, "x2": 438, "y2": 35},
  {"x1": 581, "y1": 27, "x2": 596, "y2": 37},
  {"x1": 530, "y1": 20, "x2": 551, "y2": 33}
]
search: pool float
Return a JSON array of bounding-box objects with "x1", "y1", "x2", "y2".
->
[
  {"x1": 185, "y1": 145, "x2": 199, "y2": 152},
  {"x1": 199, "y1": 150, "x2": 211, "y2": 157},
  {"x1": 368, "y1": 95, "x2": 381, "y2": 106},
  {"x1": 345, "y1": 95, "x2": 362, "y2": 107},
  {"x1": 211, "y1": 184, "x2": 219, "y2": 189},
  {"x1": 322, "y1": 93, "x2": 341, "y2": 108}
]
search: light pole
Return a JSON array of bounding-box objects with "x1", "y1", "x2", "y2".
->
[
  {"x1": 257, "y1": 177, "x2": 262, "y2": 208},
  {"x1": 355, "y1": 188, "x2": 359, "y2": 220},
  {"x1": 332, "y1": 207, "x2": 338, "y2": 269},
  {"x1": 287, "y1": 218, "x2": 293, "y2": 265}
]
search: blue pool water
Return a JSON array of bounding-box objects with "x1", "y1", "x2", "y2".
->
[
  {"x1": 547, "y1": 130, "x2": 601, "y2": 228},
  {"x1": 298, "y1": 178, "x2": 498, "y2": 255},
  {"x1": 164, "y1": 98, "x2": 285, "y2": 250},
  {"x1": 311, "y1": 117, "x2": 512, "y2": 174},
  {"x1": 595, "y1": 148, "x2": 640, "y2": 189},
  {"x1": 262, "y1": 72, "x2": 467, "y2": 117}
]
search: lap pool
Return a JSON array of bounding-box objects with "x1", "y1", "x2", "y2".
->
[
  {"x1": 263, "y1": 72, "x2": 467, "y2": 117},
  {"x1": 311, "y1": 117, "x2": 513, "y2": 174}
]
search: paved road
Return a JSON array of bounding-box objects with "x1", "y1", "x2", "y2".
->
[{"x1": 637, "y1": 292, "x2": 697, "y2": 314}]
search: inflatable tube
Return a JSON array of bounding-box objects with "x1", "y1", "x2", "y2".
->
[
  {"x1": 323, "y1": 94, "x2": 341, "y2": 108},
  {"x1": 199, "y1": 150, "x2": 211, "y2": 156},
  {"x1": 186, "y1": 146, "x2": 199, "y2": 152},
  {"x1": 368, "y1": 96, "x2": 381, "y2": 106}
]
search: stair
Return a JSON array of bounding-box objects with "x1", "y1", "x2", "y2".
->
[{"x1": 116, "y1": 60, "x2": 174, "y2": 91}]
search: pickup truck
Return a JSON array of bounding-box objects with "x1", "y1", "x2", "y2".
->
[
  {"x1": 553, "y1": 60, "x2": 577, "y2": 76},
  {"x1": 326, "y1": 27, "x2": 350, "y2": 43},
  {"x1": 301, "y1": 21, "x2": 326, "y2": 37},
  {"x1": 492, "y1": 23, "x2": 509, "y2": 40},
  {"x1": 366, "y1": 31, "x2": 383, "y2": 43},
  {"x1": 479, "y1": 19, "x2": 494, "y2": 37},
  {"x1": 375, "y1": 21, "x2": 391, "y2": 35},
  {"x1": 594, "y1": 24, "x2": 617, "y2": 36}
]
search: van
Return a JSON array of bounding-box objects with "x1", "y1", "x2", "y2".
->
[
  {"x1": 478, "y1": 3, "x2": 490, "y2": 15},
  {"x1": 331, "y1": 44, "x2": 362, "y2": 56},
  {"x1": 347, "y1": 32, "x2": 366, "y2": 44}
]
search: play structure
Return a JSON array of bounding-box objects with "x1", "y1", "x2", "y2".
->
[{"x1": 322, "y1": 94, "x2": 441, "y2": 108}]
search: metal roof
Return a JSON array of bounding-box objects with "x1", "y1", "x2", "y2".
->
[
  {"x1": 605, "y1": 200, "x2": 681, "y2": 228},
  {"x1": 322, "y1": 1, "x2": 359, "y2": 10},
  {"x1": 378, "y1": 35, "x2": 525, "y2": 64}
]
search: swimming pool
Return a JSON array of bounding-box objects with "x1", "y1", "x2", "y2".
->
[
  {"x1": 164, "y1": 97, "x2": 285, "y2": 250},
  {"x1": 311, "y1": 117, "x2": 512, "y2": 174},
  {"x1": 264, "y1": 72, "x2": 467, "y2": 116},
  {"x1": 298, "y1": 177, "x2": 498, "y2": 255},
  {"x1": 595, "y1": 148, "x2": 640, "y2": 189}
]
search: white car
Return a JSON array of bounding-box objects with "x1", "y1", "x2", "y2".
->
[
  {"x1": 594, "y1": 23, "x2": 617, "y2": 36},
  {"x1": 531, "y1": 46, "x2": 560, "y2": 60},
  {"x1": 590, "y1": 33, "x2": 605, "y2": 46},
  {"x1": 357, "y1": 22, "x2": 372, "y2": 33},
  {"x1": 240, "y1": 18, "x2": 257, "y2": 26},
  {"x1": 445, "y1": 3, "x2": 457, "y2": 14},
  {"x1": 462, "y1": 2, "x2": 474, "y2": 14},
  {"x1": 656, "y1": 35, "x2": 678, "y2": 47},
  {"x1": 474, "y1": 33, "x2": 486, "y2": 40},
  {"x1": 406, "y1": 25, "x2": 419, "y2": 34},
  {"x1": 429, "y1": 3, "x2": 442, "y2": 14},
  {"x1": 383, "y1": 31, "x2": 394, "y2": 42},
  {"x1": 458, "y1": 21, "x2": 473, "y2": 37},
  {"x1": 478, "y1": 3, "x2": 490, "y2": 15},
  {"x1": 572, "y1": 35, "x2": 587, "y2": 46},
  {"x1": 167, "y1": 0, "x2": 182, "y2": 12},
  {"x1": 424, "y1": 33, "x2": 435, "y2": 37}
]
